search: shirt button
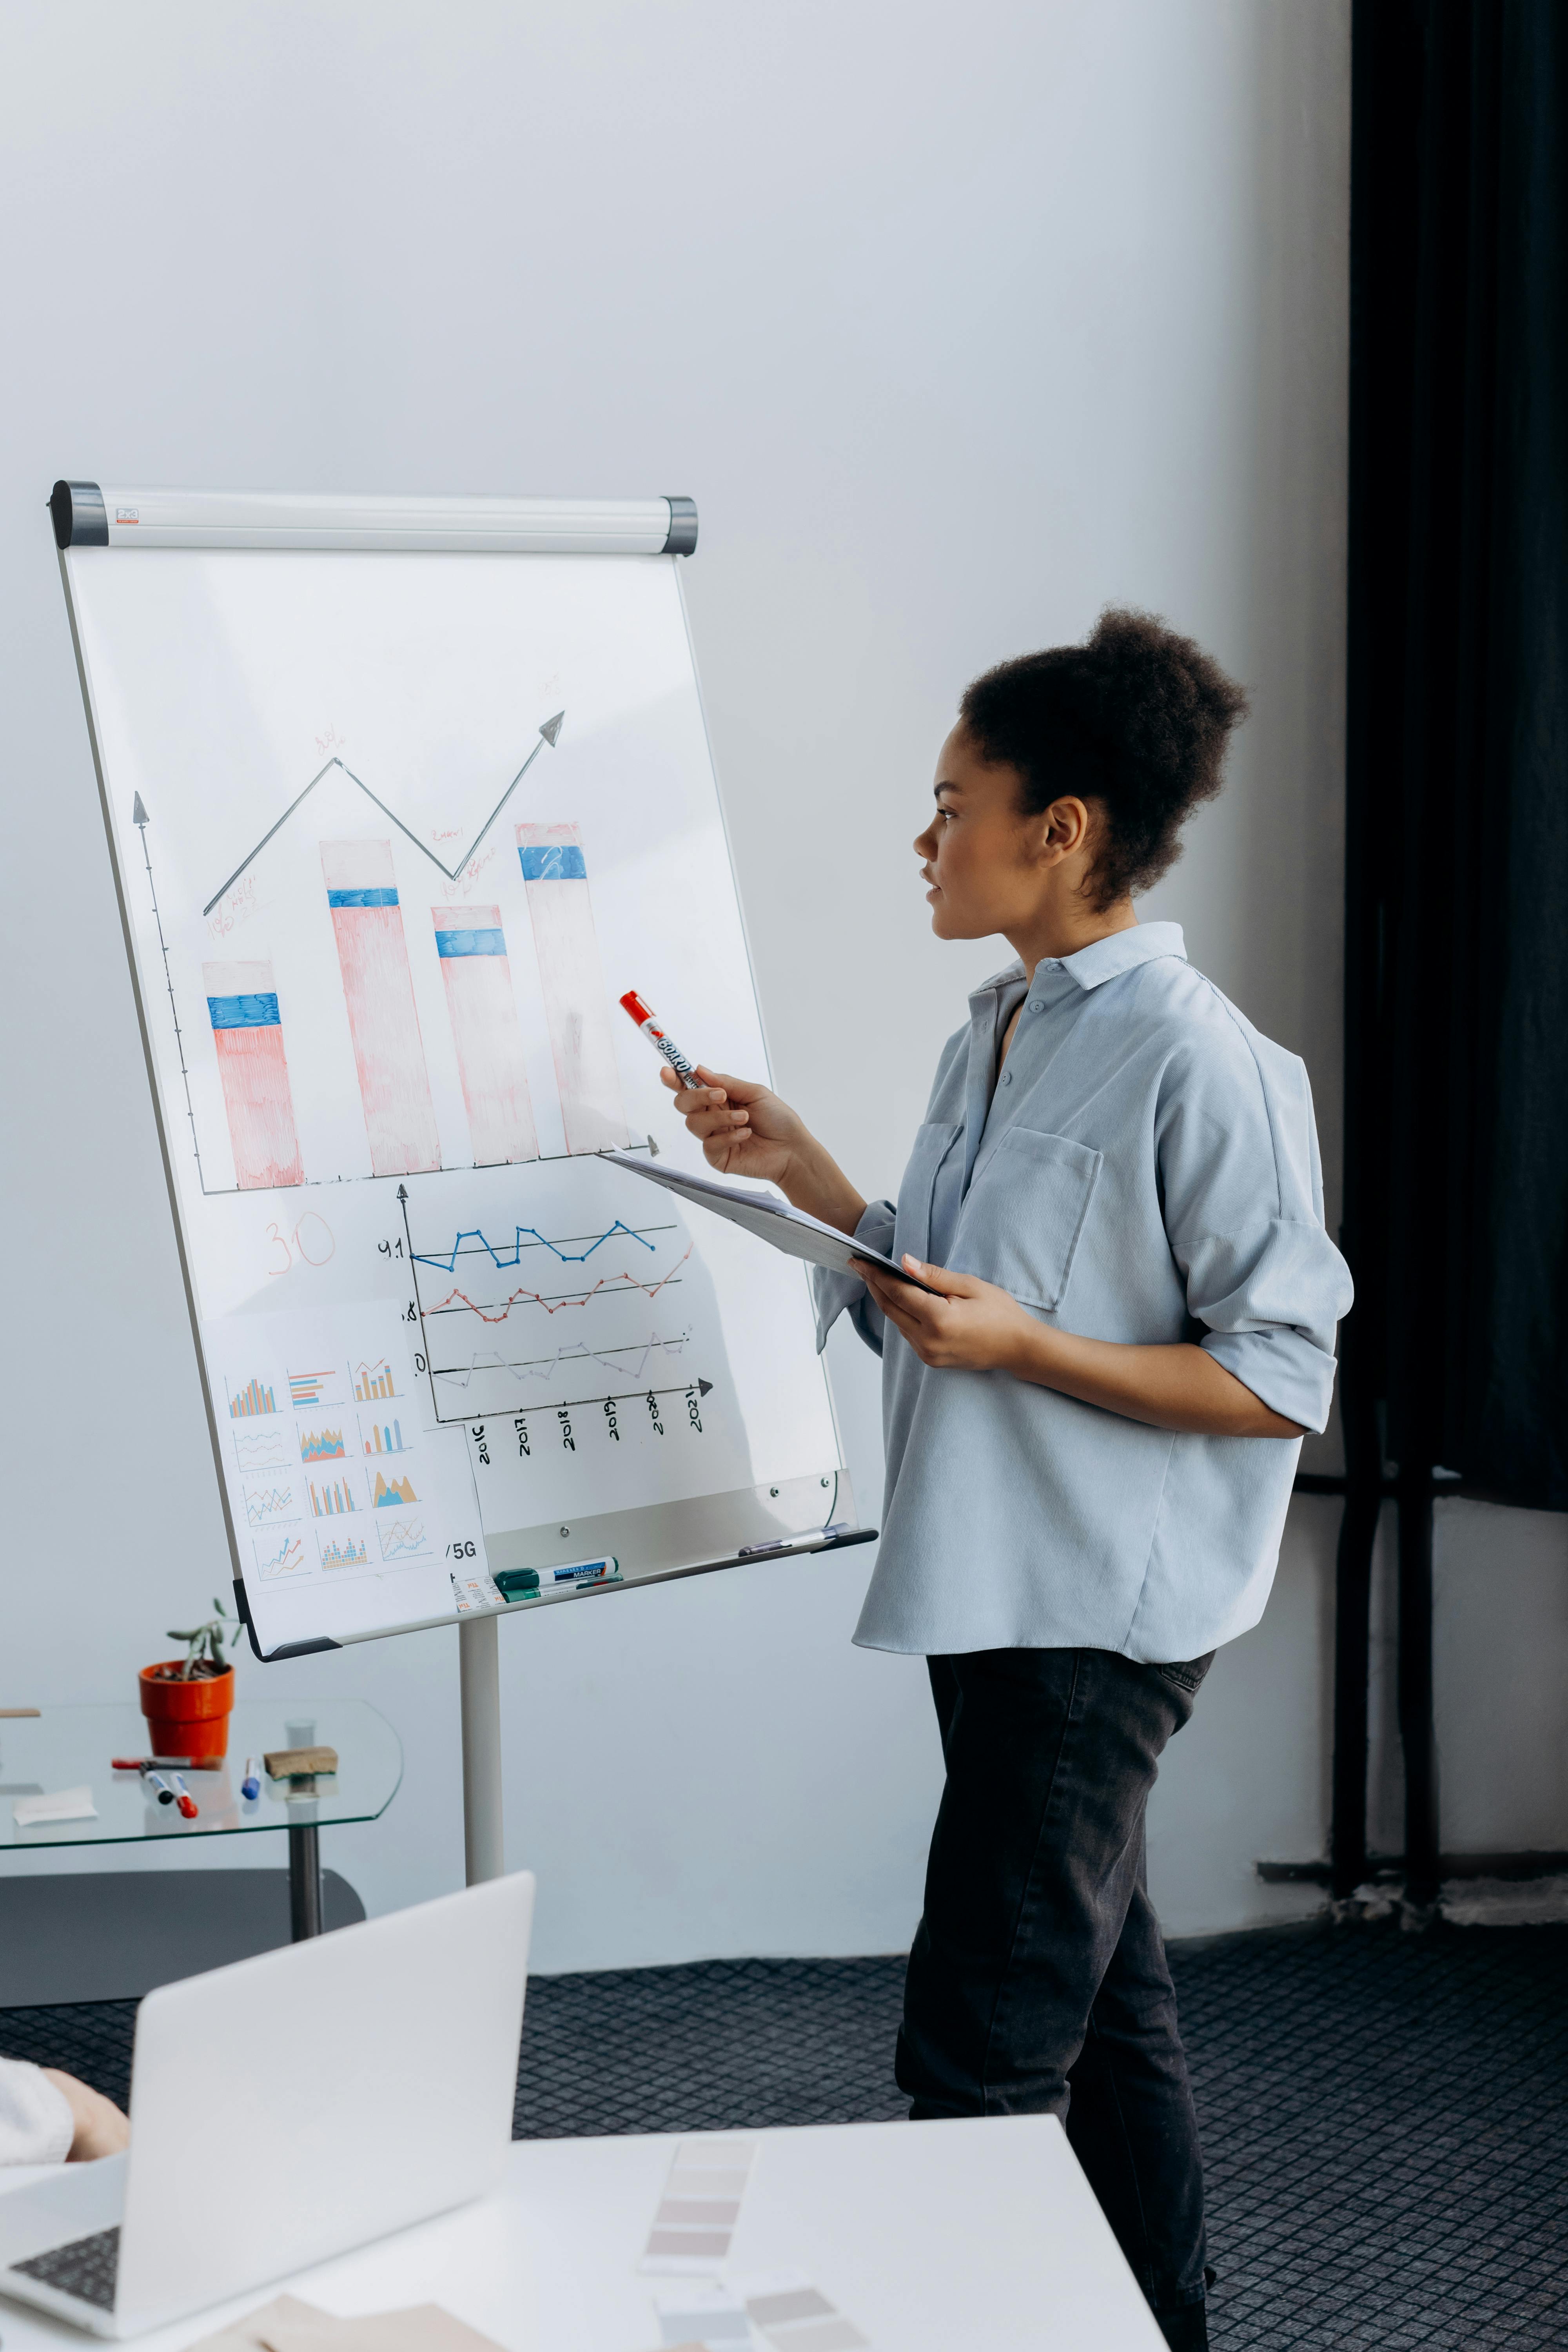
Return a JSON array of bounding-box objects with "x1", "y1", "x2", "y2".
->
[
  {"x1": 1001, "y1": 1071, "x2": 1013, "y2": 1086},
  {"x1": 1029, "y1": 999, "x2": 1044, "y2": 1012}
]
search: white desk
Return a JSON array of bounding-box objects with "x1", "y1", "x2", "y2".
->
[{"x1": 0, "y1": 2120, "x2": 1163, "y2": 2352}]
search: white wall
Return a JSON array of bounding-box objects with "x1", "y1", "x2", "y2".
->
[{"x1": 0, "y1": 0, "x2": 1390, "y2": 1970}]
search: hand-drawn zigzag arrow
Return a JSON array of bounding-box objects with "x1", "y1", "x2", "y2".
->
[{"x1": 201, "y1": 711, "x2": 566, "y2": 917}]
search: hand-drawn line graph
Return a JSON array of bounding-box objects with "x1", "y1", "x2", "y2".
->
[
  {"x1": 255, "y1": 1533, "x2": 306, "y2": 1578},
  {"x1": 234, "y1": 1426, "x2": 291, "y2": 1470},
  {"x1": 377, "y1": 1516, "x2": 430, "y2": 1562},
  {"x1": 432, "y1": 1331, "x2": 702, "y2": 1396},
  {"x1": 410, "y1": 1219, "x2": 668, "y2": 1274},
  {"x1": 398, "y1": 1195, "x2": 699, "y2": 1423},
  {"x1": 423, "y1": 1249, "x2": 692, "y2": 1327},
  {"x1": 410, "y1": 1220, "x2": 687, "y2": 1321},
  {"x1": 242, "y1": 1484, "x2": 298, "y2": 1527},
  {"x1": 202, "y1": 713, "x2": 565, "y2": 916}
]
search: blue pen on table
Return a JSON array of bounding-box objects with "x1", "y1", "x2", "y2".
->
[
  {"x1": 241, "y1": 1756, "x2": 260, "y2": 1801},
  {"x1": 147, "y1": 1772, "x2": 176, "y2": 1807}
]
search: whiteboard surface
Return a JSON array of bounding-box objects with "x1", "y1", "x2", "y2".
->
[{"x1": 64, "y1": 546, "x2": 844, "y2": 1654}]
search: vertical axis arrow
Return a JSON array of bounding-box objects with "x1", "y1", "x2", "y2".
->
[{"x1": 136, "y1": 794, "x2": 207, "y2": 1190}]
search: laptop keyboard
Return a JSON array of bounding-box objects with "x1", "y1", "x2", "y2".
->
[{"x1": 14, "y1": 2224, "x2": 121, "y2": 2311}]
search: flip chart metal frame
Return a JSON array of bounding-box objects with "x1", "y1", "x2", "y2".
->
[{"x1": 51, "y1": 481, "x2": 871, "y2": 1886}]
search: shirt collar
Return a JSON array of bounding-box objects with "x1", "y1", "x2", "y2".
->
[{"x1": 969, "y1": 922, "x2": 1186, "y2": 1005}]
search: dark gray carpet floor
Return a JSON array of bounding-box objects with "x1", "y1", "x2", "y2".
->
[{"x1": 3, "y1": 1920, "x2": 1563, "y2": 2348}]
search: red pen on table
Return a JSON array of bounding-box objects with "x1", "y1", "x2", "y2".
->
[
  {"x1": 619, "y1": 992, "x2": 704, "y2": 1090},
  {"x1": 171, "y1": 1773, "x2": 199, "y2": 1820}
]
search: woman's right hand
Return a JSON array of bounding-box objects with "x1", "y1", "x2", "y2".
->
[
  {"x1": 659, "y1": 1064, "x2": 870, "y2": 1238},
  {"x1": 661, "y1": 1063, "x2": 811, "y2": 1186}
]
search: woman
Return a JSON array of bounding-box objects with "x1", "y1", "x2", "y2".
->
[
  {"x1": 666, "y1": 609, "x2": 1352, "y2": 2352},
  {"x1": 0, "y1": 2058, "x2": 127, "y2": 2164}
]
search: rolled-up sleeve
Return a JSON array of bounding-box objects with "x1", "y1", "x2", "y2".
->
[
  {"x1": 0, "y1": 2058, "x2": 74, "y2": 2165},
  {"x1": 1158, "y1": 1027, "x2": 1353, "y2": 1434},
  {"x1": 811, "y1": 1198, "x2": 896, "y2": 1356}
]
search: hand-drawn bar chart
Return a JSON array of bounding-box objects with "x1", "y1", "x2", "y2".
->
[
  {"x1": 517, "y1": 822, "x2": 631, "y2": 1153},
  {"x1": 353, "y1": 1358, "x2": 397, "y2": 1402},
  {"x1": 309, "y1": 1473, "x2": 359, "y2": 1517},
  {"x1": 228, "y1": 1373, "x2": 278, "y2": 1418},
  {"x1": 318, "y1": 1532, "x2": 370, "y2": 1570},
  {"x1": 322, "y1": 840, "x2": 441, "y2": 1176},
  {"x1": 433, "y1": 908, "x2": 539, "y2": 1165},
  {"x1": 203, "y1": 961, "x2": 304, "y2": 1190},
  {"x1": 361, "y1": 1416, "x2": 408, "y2": 1455}
]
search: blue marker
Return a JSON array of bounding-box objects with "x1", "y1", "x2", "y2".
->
[
  {"x1": 241, "y1": 1756, "x2": 260, "y2": 1802},
  {"x1": 147, "y1": 1772, "x2": 176, "y2": 1807}
]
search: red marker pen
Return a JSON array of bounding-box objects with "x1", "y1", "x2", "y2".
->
[
  {"x1": 619, "y1": 991, "x2": 702, "y2": 1089},
  {"x1": 171, "y1": 1773, "x2": 199, "y2": 1820}
]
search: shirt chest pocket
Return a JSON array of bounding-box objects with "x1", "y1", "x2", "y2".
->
[
  {"x1": 893, "y1": 1120, "x2": 962, "y2": 1267},
  {"x1": 950, "y1": 1125, "x2": 1104, "y2": 1312}
]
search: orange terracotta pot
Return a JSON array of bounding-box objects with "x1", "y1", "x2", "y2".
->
[{"x1": 139, "y1": 1662, "x2": 235, "y2": 1760}]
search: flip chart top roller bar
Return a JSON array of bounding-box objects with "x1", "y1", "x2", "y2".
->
[{"x1": 49, "y1": 483, "x2": 699, "y2": 556}]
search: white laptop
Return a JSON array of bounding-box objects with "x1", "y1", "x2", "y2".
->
[{"x1": 0, "y1": 1870, "x2": 535, "y2": 2337}]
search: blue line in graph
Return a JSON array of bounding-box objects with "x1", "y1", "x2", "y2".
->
[{"x1": 412, "y1": 1222, "x2": 657, "y2": 1273}]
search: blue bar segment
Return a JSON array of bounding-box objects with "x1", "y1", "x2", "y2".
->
[
  {"x1": 434, "y1": 927, "x2": 508, "y2": 958},
  {"x1": 327, "y1": 886, "x2": 400, "y2": 908},
  {"x1": 207, "y1": 992, "x2": 281, "y2": 1030},
  {"x1": 519, "y1": 845, "x2": 587, "y2": 882}
]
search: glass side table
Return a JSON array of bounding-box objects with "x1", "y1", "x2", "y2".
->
[{"x1": 0, "y1": 1700, "x2": 402, "y2": 1939}]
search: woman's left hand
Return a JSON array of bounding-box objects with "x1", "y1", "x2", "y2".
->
[{"x1": 853, "y1": 1255, "x2": 1040, "y2": 1372}]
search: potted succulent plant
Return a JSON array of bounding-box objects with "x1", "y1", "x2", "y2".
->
[{"x1": 139, "y1": 1598, "x2": 245, "y2": 1760}]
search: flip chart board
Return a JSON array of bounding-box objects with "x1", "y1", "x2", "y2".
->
[{"x1": 53, "y1": 485, "x2": 855, "y2": 1659}]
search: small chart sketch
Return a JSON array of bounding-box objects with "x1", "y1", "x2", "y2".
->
[
  {"x1": 241, "y1": 1481, "x2": 298, "y2": 1528},
  {"x1": 353, "y1": 1358, "x2": 398, "y2": 1402},
  {"x1": 360, "y1": 1415, "x2": 409, "y2": 1456},
  {"x1": 288, "y1": 1367, "x2": 341, "y2": 1410},
  {"x1": 204, "y1": 959, "x2": 303, "y2": 1191},
  {"x1": 309, "y1": 1473, "x2": 359, "y2": 1517},
  {"x1": 233, "y1": 1426, "x2": 290, "y2": 1470},
  {"x1": 255, "y1": 1532, "x2": 306, "y2": 1579},
  {"x1": 299, "y1": 1425, "x2": 348, "y2": 1462},
  {"x1": 377, "y1": 1517, "x2": 430, "y2": 1563},
  {"x1": 372, "y1": 1470, "x2": 417, "y2": 1508},
  {"x1": 318, "y1": 1531, "x2": 370, "y2": 1570},
  {"x1": 228, "y1": 1372, "x2": 277, "y2": 1419}
]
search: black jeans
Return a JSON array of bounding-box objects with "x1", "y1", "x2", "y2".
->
[{"x1": 897, "y1": 1646, "x2": 1213, "y2": 2345}]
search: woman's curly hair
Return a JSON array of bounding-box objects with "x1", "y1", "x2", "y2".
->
[{"x1": 958, "y1": 608, "x2": 1249, "y2": 908}]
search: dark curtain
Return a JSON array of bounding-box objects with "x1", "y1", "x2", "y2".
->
[{"x1": 1345, "y1": 0, "x2": 1568, "y2": 1508}]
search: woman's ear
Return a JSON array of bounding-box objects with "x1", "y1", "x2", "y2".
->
[{"x1": 1040, "y1": 795, "x2": 1092, "y2": 860}]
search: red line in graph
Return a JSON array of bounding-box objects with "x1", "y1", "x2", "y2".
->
[{"x1": 427, "y1": 1245, "x2": 693, "y2": 1324}]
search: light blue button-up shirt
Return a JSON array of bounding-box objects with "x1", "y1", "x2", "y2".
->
[{"x1": 814, "y1": 924, "x2": 1353, "y2": 1663}]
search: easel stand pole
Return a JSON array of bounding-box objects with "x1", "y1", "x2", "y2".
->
[{"x1": 459, "y1": 1613, "x2": 505, "y2": 1884}]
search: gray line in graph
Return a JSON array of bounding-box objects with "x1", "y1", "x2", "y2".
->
[{"x1": 201, "y1": 710, "x2": 566, "y2": 916}]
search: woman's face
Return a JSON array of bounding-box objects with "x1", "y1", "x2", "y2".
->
[{"x1": 914, "y1": 724, "x2": 1061, "y2": 941}]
